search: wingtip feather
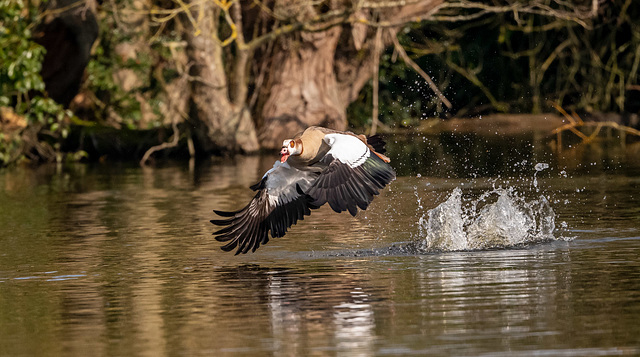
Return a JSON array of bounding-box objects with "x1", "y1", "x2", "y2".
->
[
  {"x1": 213, "y1": 209, "x2": 237, "y2": 217},
  {"x1": 211, "y1": 218, "x2": 233, "y2": 226}
]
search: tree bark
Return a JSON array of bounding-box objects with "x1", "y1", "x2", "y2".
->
[
  {"x1": 184, "y1": 0, "x2": 259, "y2": 154},
  {"x1": 35, "y1": 0, "x2": 99, "y2": 107},
  {"x1": 259, "y1": 27, "x2": 347, "y2": 149},
  {"x1": 258, "y1": 0, "x2": 445, "y2": 149}
]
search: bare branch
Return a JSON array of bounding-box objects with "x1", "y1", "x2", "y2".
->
[
  {"x1": 370, "y1": 26, "x2": 382, "y2": 136},
  {"x1": 391, "y1": 34, "x2": 452, "y2": 109}
]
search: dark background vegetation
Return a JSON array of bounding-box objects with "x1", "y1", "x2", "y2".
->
[
  {"x1": 351, "y1": 1, "x2": 640, "y2": 126},
  {"x1": 1, "y1": 0, "x2": 638, "y2": 166}
]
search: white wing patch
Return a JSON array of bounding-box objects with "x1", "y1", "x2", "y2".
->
[
  {"x1": 323, "y1": 133, "x2": 370, "y2": 168},
  {"x1": 264, "y1": 161, "x2": 316, "y2": 206}
]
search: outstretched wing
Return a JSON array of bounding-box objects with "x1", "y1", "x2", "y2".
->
[
  {"x1": 305, "y1": 133, "x2": 396, "y2": 216},
  {"x1": 211, "y1": 161, "x2": 319, "y2": 255}
]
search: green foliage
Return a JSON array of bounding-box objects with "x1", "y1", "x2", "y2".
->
[
  {"x1": 0, "y1": 132, "x2": 21, "y2": 164},
  {"x1": 0, "y1": 0, "x2": 71, "y2": 165},
  {"x1": 85, "y1": 32, "x2": 147, "y2": 129},
  {"x1": 85, "y1": 0, "x2": 181, "y2": 130},
  {"x1": 0, "y1": 0, "x2": 44, "y2": 101}
]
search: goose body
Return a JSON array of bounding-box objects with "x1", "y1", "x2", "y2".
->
[{"x1": 211, "y1": 126, "x2": 396, "y2": 255}]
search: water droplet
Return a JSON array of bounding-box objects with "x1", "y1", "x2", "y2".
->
[{"x1": 534, "y1": 163, "x2": 549, "y2": 172}]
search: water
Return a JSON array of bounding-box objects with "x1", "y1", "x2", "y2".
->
[
  {"x1": 1, "y1": 132, "x2": 640, "y2": 356},
  {"x1": 416, "y1": 186, "x2": 557, "y2": 252}
]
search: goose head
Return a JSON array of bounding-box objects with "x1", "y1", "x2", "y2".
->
[{"x1": 280, "y1": 139, "x2": 302, "y2": 162}]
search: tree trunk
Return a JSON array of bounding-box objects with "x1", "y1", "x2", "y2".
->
[
  {"x1": 259, "y1": 27, "x2": 347, "y2": 149},
  {"x1": 258, "y1": 1, "x2": 445, "y2": 149},
  {"x1": 34, "y1": 0, "x2": 99, "y2": 107},
  {"x1": 184, "y1": 0, "x2": 259, "y2": 154}
]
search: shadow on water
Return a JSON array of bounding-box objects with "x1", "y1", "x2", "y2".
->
[{"x1": 320, "y1": 239, "x2": 564, "y2": 259}]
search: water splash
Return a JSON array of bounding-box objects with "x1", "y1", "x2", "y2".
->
[
  {"x1": 533, "y1": 162, "x2": 549, "y2": 191},
  {"x1": 415, "y1": 185, "x2": 557, "y2": 252}
]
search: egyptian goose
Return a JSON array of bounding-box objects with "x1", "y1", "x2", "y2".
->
[{"x1": 211, "y1": 126, "x2": 396, "y2": 254}]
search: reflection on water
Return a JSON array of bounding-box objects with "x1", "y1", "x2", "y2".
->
[
  {"x1": 0, "y1": 133, "x2": 639, "y2": 356},
  {"x1": 389, "y1": 131, "x2": 640, "y2": 178},
  {"x1": 220, "y1": 264, "x2": 379, "y2": 356}
]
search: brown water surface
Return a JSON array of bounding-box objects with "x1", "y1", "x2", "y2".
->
[{"x1": 1, "y1": 133, "x2": 639, "y2": 356}]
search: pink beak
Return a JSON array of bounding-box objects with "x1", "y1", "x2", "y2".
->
[{"x1": 280, "y1": 147, "x2": 289, "y2": 163}]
